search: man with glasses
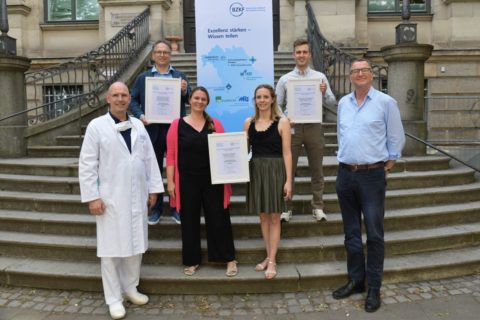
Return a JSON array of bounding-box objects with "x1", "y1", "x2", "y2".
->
[
  {"x1": 332, "y1": 59, "x2": 405, "y2": 313},
  {"x1": 130, "y1": 40, "x2": 191, "y2": 225},
  {"x1": 276, "y1": 38, "x2": 336, "y2": 223}
]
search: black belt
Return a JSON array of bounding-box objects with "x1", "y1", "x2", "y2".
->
[{"x1": 340, "y1": 161, "x2": 385, "y2": 172}]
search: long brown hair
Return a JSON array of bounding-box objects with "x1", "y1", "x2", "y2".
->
[
  {"x1": 253, "y1": 84, "x2": 281, "y2": 121},
  {"x1": 189, "y1": 86, "x2": 216, "y2": 132}
]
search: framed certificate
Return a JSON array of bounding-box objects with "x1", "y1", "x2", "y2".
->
[
  {"x1": 208, "y1": 132, "x2": 250, "y2": 184},
  {"x1": 286, "y1": 78, "x2": 323, "y2": 123},
  {"x1": 144, "y1": 77, "x2": 181, "y2": 123}
]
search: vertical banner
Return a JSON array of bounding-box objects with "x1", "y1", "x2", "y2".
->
[{"x1": 195, "y1": 0, "x2": 274, "y2": 132}]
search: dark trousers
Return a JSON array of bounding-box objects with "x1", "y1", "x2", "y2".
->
[
  {"x1": 335, "y1": 166, "x2": 386, "y2": 289},
  {"x1": 146, "y1": 123, "x2": 170, "y2": 211},
  {"x1": 180, "y1": 173, "x2": 235, "y2": 266}
]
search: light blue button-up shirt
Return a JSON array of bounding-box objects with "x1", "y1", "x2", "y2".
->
[
  {"x1": 152, "y1": 65, "x2": 174, "y2": 78},
  {"x1": 337, "y1": 87, "x2": 405, "y2": 165}
]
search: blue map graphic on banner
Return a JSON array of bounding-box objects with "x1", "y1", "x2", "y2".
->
[
  {"x1": 195, "y1": 0, "x2": 273, "y2": 132},
  {"x1": 201, "y1": 45, "x2": 263, "y2": 132}
]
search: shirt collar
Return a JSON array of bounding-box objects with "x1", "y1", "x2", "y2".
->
[
  {"x1": 151, "y1": 65, "x2": 174, "y2": 75},
  {"x1": 293, "y1": 66, "x2": 311, "y2": 76},
  {"x1": 350, "y1": 86, "x2": 376, "y2": 105}
]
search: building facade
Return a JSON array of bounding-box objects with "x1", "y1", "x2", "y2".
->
[{"x1": 6, "y1": 0, "x2": 480, "y2": 146}]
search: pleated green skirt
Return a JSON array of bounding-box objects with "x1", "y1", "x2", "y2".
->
[{"x1": 247, "y1": 157, "x2": 286, "y2": 215}]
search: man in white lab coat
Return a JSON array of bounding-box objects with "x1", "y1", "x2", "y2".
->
[{"x1": 79, "y1": 82, "x2": 164, "y2": 319}]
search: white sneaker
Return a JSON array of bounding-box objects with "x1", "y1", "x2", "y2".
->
[
  {"x1": 124, "y1": 290, "x2": 149, "y2": 305},
  {"x1": 313, "y1": 209, "x2": 327, "y2": 221},
  {"x1": 109, "y1": 301, "x2": 126, "y2": 319},
  {"x1": 280, "y1": 210, "x2": 292, "y2": 222}
]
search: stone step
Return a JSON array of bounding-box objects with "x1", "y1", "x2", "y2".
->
[
  {"x1": 1, "y1": 201, "x2": 479, "y2": 239},
  {"x1": 0, "y1": 158, "x2": 79, "y2": 177},
  {"x1": 54, "y1": 132, "x2": 340, "y2": 146},
  {"x1": 0, "y1": 167, "x2": 474, "y2": 195},
  {"x1": 234, "y1": 167, "x2": 476, "y2": 195},
  {"x1": 27, "y1": 145, "x2": 340, "y2": 158},
  {"x1": 1, "y1": 246, "x2": 479, "y2": 294},
  {"x1": 2, "y1": 182, "x2": 480, "y2": 214},
  {"x1": 1, "y1": 222, "x2": 479, "y2": 265},
  {"x1": 0, "y1": 156, "x2": 453, "y2": 178}
]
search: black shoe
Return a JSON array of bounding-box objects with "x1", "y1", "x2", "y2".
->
[
  {"x1": 365, "y1": 288, "x2": 381, "y2": 313},
  {"x1": 332, "y1": 279, "x2": 365, "y2": 299}
]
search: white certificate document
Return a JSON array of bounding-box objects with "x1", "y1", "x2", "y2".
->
[
  {"x1": 286, "y1": 78, "x2": 322, "y2": 123},
  {"x1": 144, "y1": 77, "x2": 181, "y2": 123},
  {"x1": 208, "y1": 132, "x2": 250, "y2": 184}
]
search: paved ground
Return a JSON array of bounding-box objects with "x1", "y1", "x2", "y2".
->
[{"x1": 1, "y1": 274, "x2": 480, "y2": 319}]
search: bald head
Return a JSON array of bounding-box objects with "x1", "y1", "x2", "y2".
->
[
  {"x1": 106, "y1": 82, "x2": 131, "y2": 120},
  {"x1": 108, "y1": 82, "x2": 129, "y2": 94}
]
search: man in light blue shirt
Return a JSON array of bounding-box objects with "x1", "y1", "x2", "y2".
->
[{"x1": 332, "y1": 59, "x2": 405, "y2": 313}]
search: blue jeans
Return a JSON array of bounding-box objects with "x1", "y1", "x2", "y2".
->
[{"x1": 335, "y1": 166, "x2": 386, "y2": 289}]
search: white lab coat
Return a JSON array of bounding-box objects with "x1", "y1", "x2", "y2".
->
[{"x1": 79, "y1": 113, "x2": 164, "y2": 257}]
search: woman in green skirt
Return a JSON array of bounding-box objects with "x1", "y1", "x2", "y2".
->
[{"x1": 243, "y1": 84, "x2": 292, "y2": 279}]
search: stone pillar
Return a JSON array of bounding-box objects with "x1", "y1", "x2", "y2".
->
[
  {"x1": 381, "y1": 43, "x2": 433, "y2": 156},
  {"x1": 0, "y1": 55, "x2": 31, "y2": 157}
]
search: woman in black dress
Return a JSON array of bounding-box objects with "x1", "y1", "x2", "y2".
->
[
  {"x1": 243, "y1": 84, "x2": 292, "y2": 279},
  {"x1": 166, "y1": 87, "x2": 237, "y2": 277}
]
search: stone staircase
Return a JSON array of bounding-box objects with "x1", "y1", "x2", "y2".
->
[{"x1": 1, "y1": 121, "x2": 480, "y2": 294}]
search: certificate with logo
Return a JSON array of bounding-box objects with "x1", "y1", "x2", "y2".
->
[
  {"x1": 208, "y1": 132, "x2": 250, "y2": 184},
  {"x1": 144, "y1": 77, "x2": 181, "y2": 123},
  {"x1": 286, "y1": 79, "x2": 322, "y2": 123}
]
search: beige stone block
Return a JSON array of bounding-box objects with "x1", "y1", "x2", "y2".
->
[
  {"x1": 432, "y1": 21, "x2": 451, "y2": 45},
  {"x1": 451, "y1": 18, "x2": 480, "y2": 41},
  {"x1": 280, "y1": 4, "x2": 294, "y2": 20},
  {"x1": 294, "y1": 12, "x2": 308, "y2": 38},
  {"x1": 416, "y1": 21, "x2": 433, "y2": 45},
  {"x1": 310, "y1": 1, "x2": 337, "y2": 15},
  {"x1": 335, "y1": 0, "x2": 355, "y2": 15},
  {"x1": 450, "y1": 2, "x2": 474, "y2": 17},
  {"x1": 425, "y1": 63, "x2": 437, "y2": 78},
  {"x1": 430, "y1": 77, "x2": 480, "y2": 95},
  {"x1": 368, "y1": 23, "x2": 396, "y2": 50},
  {"x1": 432, "y1": 1, "x2": 450, "y2": 20},
  {"x1": 318, "y1": 15, "x2": 355, "y2": 42},
  {"x1": 43, "y1": 30, "x2": 99, "y2": 58},
  {"x1": 442, "y1": 62, "x2": 478, "y2": 77}
]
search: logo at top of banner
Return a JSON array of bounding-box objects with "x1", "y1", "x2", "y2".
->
[{"x1": 230, "y1": 2, "x2": 244, "y2": 17}]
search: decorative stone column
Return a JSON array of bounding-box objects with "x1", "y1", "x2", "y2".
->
[
  {"x1": 0, "y1": 55, "x2": 31, "y2": 157},
  {"x1": 381, "y1": 43, "x2": 433, "y2": 156}
]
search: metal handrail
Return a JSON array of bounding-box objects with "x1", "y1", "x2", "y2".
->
[
  {"x1": 0, "y1": 92, "x2": 98, "y2": 124},
  {"x1": 14, "y1": 7, "x2": 150, "y2": 126},
  {"x1": 305, "y1": 0, "x2": 388, "y2": 100},
  {"x1": 406, "y1": 133, "x2": 480, "y2": 173}
]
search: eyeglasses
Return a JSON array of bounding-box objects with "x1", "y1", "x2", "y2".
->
[
  {"x1": 350, "y1": 68, "x2": 372, "y2": 75},
  {"x1": 153, "y1": 50, "x2": 171, "y2": 56}
]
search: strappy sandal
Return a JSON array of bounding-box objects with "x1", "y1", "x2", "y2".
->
[
  {"x1": 254, "y1": 257, "x2": 269, "y2": 271},
  {"x1": 183, "y1": 265, "x2": 199, "y2": 276},
  {"x1": 225, "y1": 260, "x2": 238, "y2": 277},
  {"x1": 265, "y1": 261, "x2": 277, "y2": 280}
]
